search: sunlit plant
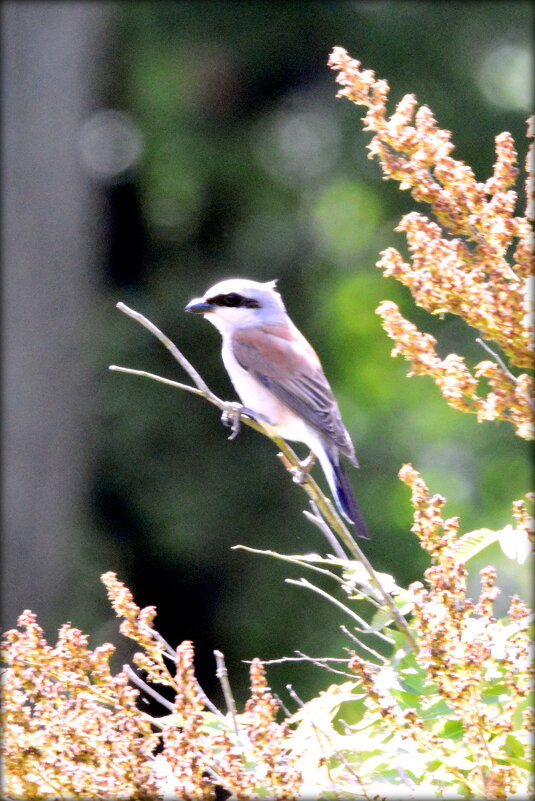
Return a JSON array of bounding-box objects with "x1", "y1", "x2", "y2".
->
[{"x1": 2, "y1": 50, "x2": 533, "y2": 801}]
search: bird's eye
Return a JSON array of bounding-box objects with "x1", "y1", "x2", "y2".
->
[
  {"x1": 208, "y1": 292, "x2": 260, "y2": 309},
  {"x1": 207, "y1": 293, "x2": 242, "y2": 307},
  {"x1": 223, "y1": 293, "x2": 242, "y2": 307}
]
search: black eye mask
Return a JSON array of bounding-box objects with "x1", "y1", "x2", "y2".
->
[{"x1": 208, "y1": 292, "x2": 260, "y2": 309}]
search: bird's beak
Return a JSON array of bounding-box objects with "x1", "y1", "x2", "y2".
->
[{"x1": 185, "y1": 297, "x2": 213, "y2": 314}]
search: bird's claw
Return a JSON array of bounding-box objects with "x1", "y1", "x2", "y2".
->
[
  {"x1": 221, "y1": 403, "x2": 245, "y2": 440},
  {"x1": 221, "y1": 404, "x2": 273, "y2": 440}
]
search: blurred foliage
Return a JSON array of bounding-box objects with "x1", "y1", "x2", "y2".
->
[{"x1": 80, "y1": 1, "x2": 532, "y2": 702}]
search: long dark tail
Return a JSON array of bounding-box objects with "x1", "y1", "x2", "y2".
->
[{"x1": 331, "y1": 457, "x2": 370, "y2": 540}]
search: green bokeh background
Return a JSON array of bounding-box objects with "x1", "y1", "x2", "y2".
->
[{"x1": 77, "y1": 1, "x2": 531, "y2": 703}]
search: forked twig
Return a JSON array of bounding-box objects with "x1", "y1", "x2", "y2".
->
[
  {"x1": 111, "y1": 302, "x2": 417, "y2": 650},
  {"x1": 286, "y1": 577, "x2": 395, "y2": 644}
]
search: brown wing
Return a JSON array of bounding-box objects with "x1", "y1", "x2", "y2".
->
[{"x1": 231, "y1": 323, "x2": 357, "y2": 463}]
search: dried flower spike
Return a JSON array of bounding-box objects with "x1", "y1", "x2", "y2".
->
[{"x1": 329, "y1": 48, "x2": 534, "y2": 440}]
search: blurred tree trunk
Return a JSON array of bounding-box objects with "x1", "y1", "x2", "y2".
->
[{"x1": 2, "y1": 2, "x2": 112, "y2": 633}]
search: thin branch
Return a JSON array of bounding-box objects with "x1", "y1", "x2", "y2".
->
[
  {"x1": 112, "y1": 307, "x2": 269, "y2": 441},
  {"x1": 139, "y1": 624, "x2": 178, "y2": 662},
  {"x1": 232, "y1": 544, "x2": 346, "y2": 585},
  {"x1": 293, "y1": 651, "x2": 358, "y2": 678},
  {"x1": 286, "y1": 578, "x2": 395, "y2": 644},
  {"x1": 284, "y1": 660, "x2": 356, "y2": 679},
  {"x1": 395, "y1": 766, "x2": 418, "y2": 792},
  {"x1": 340, "y1": 625, "x2": 388, "y2": 663},
  {"x1": 112, "y1": 302, "x2": 417, "y2": 650},
  {"x1": 475, "y1": 338, "x2": 518, "y2": 383},
  {"x1": 251, "y1": 654, "x2": 354, "y2": 666},
  {"x1": 109, "y1": 365, "x2": 206, "y2": 398},
  {"x1": 303, "y1": 501, "x2": 349, "y2": 559},
  {"x1": 116, "y1": 302, "x2": 212, "y2": 395},
  {"x1": 277, "y1": 449, "x2": 417, "y2": 648},
  {"x1": 272, "y1": 692, "x2": 293, "y2": 718},
  {"x1": 128, "y1": 624, "x2": 225, "y2": 718},
  {"x1": 123, "y1": 662, "x2": 224, "y2": 721},
  {"x1": 285, "y1": 683, "x2": 305, "y2": 708},
  {"x1": 233, "y1": 543, "x2": 383, "y2": 615},
  {"x1": 214, "y1": 649, "x2": 239, "y2": 737},
  {"x1": 253, "y1": 651, "x2": 355, "y2": 679},
  {"x1": 123, "y1": 664, "x2": 175, "y2": 712}
]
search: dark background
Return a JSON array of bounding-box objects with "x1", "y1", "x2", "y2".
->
[{"x1": 3, "y1": 1, "x2": 532, "y2": 706}]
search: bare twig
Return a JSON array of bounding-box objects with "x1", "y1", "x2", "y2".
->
[
  {"x1": 286, "y1": 578, "x2": 395, "y2": 645},
  {"x1": 139, "y1": 624, "x2": 178, "y2": 662},
  {"x1": 214, "y1": 649, "x2": 239, "y2": 736},
  {"x1": 253, "y1": 654, "x2": 351, "y2": 665},
  {"x1": 193, "y1": 680, "x2": 226, "y2": 720},
  {"x1": 115, "y1": 302, "x2": 211, "y2": 395},
  {"x1": 272, "y1": 692, "x2": 293, "y2": 718},
  {"x1": 123, "y1": 664, "x2": 175, "y2": 712},
  {"x1": 303, "y1": 501, "x2": 349, "y2": 559},
  {"x1": 290, "y1": 651, "x2": 357, "y2": 678},
  {"x1": 231, "y1": 544, "x2": 346, "y2": 585},
  {"x1": 475, "y1": 338, "x2": 535, "y2": 412},
  {"x1": 475, "y1": 338, "x2": 518, "y2": 383},
  {"x1": 249, "y1": 653, "x2": 355, "y2": 677},
  {"x1": 340, "y1": 625, "x2": 388, "y2": 663},
  {"x1": 111, "y1": 305, "x2": 270, "y2": 438},
  {"x1": 111, "y1": 302, "x2": 417, "y2": 650},
  {"x1": 285, "y1": 683, "x2": 305, "y2": 708},
  {"x1": 109, "y1": 365, "x2": 206, "y2": 398},
  {"x1": 277, "y1": 448, "x2": 417, "y2": 648},
  {"x1": 124, "y1": 660, "x2": 224, "y2": 720}
]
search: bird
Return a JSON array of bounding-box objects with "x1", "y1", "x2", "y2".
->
[{"x1": 185, "y1": 278, "x2": 369, "y2": 539}]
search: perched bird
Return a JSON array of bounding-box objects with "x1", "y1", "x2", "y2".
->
[{"x1": 185, "y1": 278, "x2": 369, "y2": 539}]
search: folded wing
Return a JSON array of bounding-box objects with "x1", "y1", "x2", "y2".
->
[{"x1": 232, "y1": 323, "x2": 357, "y2": 464}]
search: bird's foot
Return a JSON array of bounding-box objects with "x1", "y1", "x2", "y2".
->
[
  {"x1": 291, "y1": 451, "x2": 316, "y2": 484},
  {"x1": 221, "y1": 402, "x2": 247, "y2": 440},
  {"x1": 221, "y1": 403, "x2": 270, "y2": 440}
]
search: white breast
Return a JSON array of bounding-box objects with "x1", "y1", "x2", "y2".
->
[{"x1": 220, "y1": 337, "x2": 315, "y2": 447}]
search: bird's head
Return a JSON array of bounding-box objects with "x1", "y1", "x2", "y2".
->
[{"x1": 185, "y1": 278, "x2": 286, "y2": 333}]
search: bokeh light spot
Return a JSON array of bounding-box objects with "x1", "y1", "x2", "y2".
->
[
  {"x1": 477, "y1": 42, "x2": 532, "y2": 111},
  {"x1": 256, "y1": 101, "x2": 341, "y2": 186},
  {"x1": 79, "y1": 109, "x2": 143, "y2": 181},
  {"x1": 312, "y1": 179, "x2": 381, "y2": 264}
]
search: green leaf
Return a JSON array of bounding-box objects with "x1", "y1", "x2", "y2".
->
[
  {"x1": 389, "y1": 628, "x2": 419, "y2": 657},
  {"x1": 481, "y1": 683, "x2": 508, "y2": 703},
  {"x1": 504, "y1": 755, "x2": 532, "y2": 771},
  {"x1": 512, "y1": 694, "x2": 533, "y2": 729},
  {"x1": 419, "y1": 698, "x2": 455, "y2": 720},
  {"x1": 390, "y1": 689, "x2": 422, "y2": 709},
  {"x1": 504, "y1": 733, "x2": 525, "y2": 758},
  {"x1": 453, "y1": 527, "x2": 499, "y2": 563},
  {"x1": 440, "y1": 719, "x2": 465, "y2": 741},
  {"x1": 369, "y1": 595, "x2": 414, "y2": 631},
  {"x1": 397, "y1": 664, "x2": 429, "y2": 696}
]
